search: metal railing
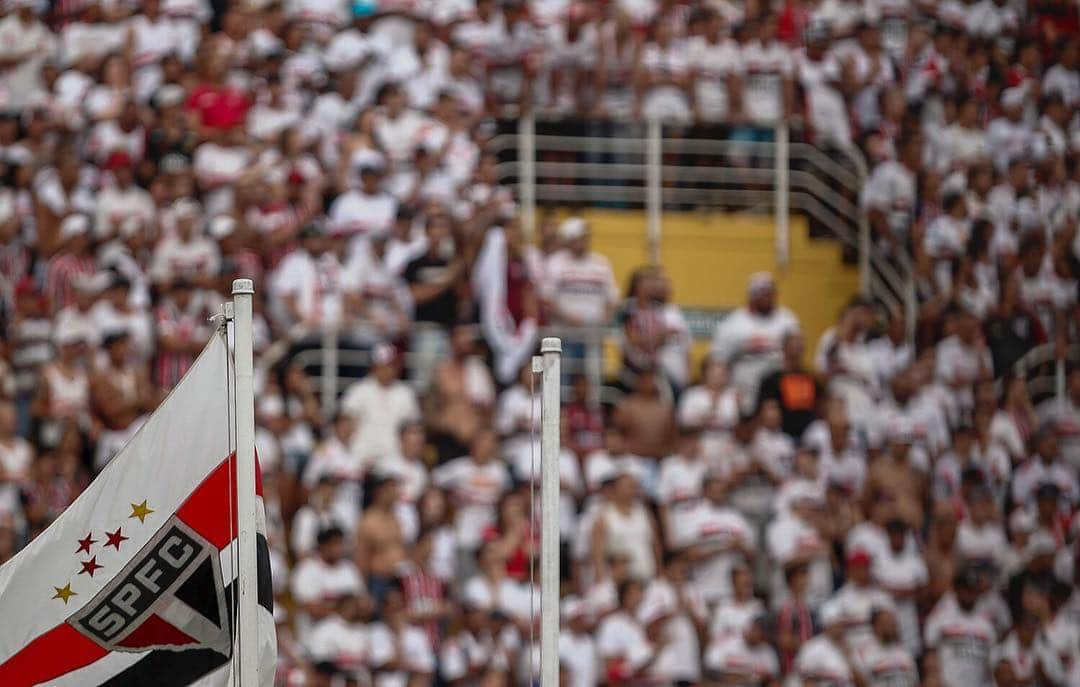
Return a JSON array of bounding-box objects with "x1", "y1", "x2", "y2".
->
[
  {"x1": 492, "y1": 114, "x2": 917, "y2": 341},
  {"x1": 258, "y1": 322, "x2": 616, "y2": 425},
  {"x1": 1010, "y1": 343, "x2": 1079, "y2": 406}
]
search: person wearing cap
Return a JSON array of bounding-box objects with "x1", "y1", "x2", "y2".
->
[
  {"x1": 559, "y1": 595, "x2": 599, "y2": 687},
  {"x1": 30, "y1": 316, "x2": 91, "y2": 447},
  {"x1": 793, "y1": 598, "x2": 859, "y2": 686},
  {"x1": 704, "y1": 610, "x2": 780, "y2": 686},
  {"x1": 43, "y1": 214, "x2": 97, "y2": 313},
  {"x1": 150, "y1": 198, "x2": 220, "y2": 289},
  {"x1": 828, "y1": 547, "x2": 894, "y2": 655},
  {"x1": 541, "y1": 216, "x2": 618, "y2": 330},
  {"x1": 711, "y1": 271, "x2": 801, "y2": 410},
  {"x1": 93, "y1": 149, "x2": 155, "y2": 240},
  {"x1": 590, "y1": 460, "x2": 661, "y2": 582},
  {"x1": 988, "y1": 86, "x2": 1035, "y2": 172},
  {"x1": 924, "y1": 568, "x2": 996, "y2": 687},
  {"x1": 340, "y1": 342, "x2": 420, "y2": 467},
  {"x1": 766, "y1": 477, "x2": 832, "y2": 611},
  {"x1": 1036, "y1": 365, "x2": 1080, "y2": 470},
  {"x1": 52, "y1": 270, "x2": 108, "y2": 353}
]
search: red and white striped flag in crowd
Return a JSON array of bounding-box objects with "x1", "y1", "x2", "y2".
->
[{"x1": 0, "y1": 332, "x2": 276, "y2": 686}]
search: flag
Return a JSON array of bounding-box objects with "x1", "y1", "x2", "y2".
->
[{"x1": 0, "y1": 332, "x2": 277, "y2": 686}]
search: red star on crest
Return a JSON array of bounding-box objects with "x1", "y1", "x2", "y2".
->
[
  {"x1": 76, "y1": 533, "x2": 96, "y2": 555},
  {"x1": 105, "y1": 527, "x2": 128, "y2": 550},
  {"x1": 79, "y1": 556, "x2": 104, "y2": 578}
]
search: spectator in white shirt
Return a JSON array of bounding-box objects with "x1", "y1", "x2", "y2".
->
[
  {"x1": 711, "y1": 271, "x2": 800, "y2": 411},
  {"x1": 290, "y1": 526, "x2": 365, "y2": 642},
  {"x1": 704, "y1": 612, "x2": 780, "y2": 686},
  {"x1": 340, "y1": 343, "x2": 421, "y2": 469},
  {"x1": 542, "y1": 217, "x2": 619, "y2": 329},
  {"x1": 793, "y1": 599, "x2": 858, "y2": 685}
]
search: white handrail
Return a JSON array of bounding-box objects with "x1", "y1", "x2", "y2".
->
[{"x1": 646, "y1": 119, "x2": 663, "y2": 264}]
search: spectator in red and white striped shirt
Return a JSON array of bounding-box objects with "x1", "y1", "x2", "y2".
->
[{"x1": 43, "y1": 214, "x2": 95, "y2": 314}]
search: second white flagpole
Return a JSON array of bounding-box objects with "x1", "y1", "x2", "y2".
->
[
  {"x1": 231, "y1": 278, "x2": 260, "y2": 685},
  {"x1": 539, "y1": 337, "x2": 561, "y2": 687}
]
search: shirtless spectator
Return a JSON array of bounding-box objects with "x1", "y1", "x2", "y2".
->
[{"x1": 355, "y1": 471, "x2": 406, "y2": 607}]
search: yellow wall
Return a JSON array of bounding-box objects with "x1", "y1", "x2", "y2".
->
[{"x1": 578, "y1": 210, "x2": 859, "y2": 371}]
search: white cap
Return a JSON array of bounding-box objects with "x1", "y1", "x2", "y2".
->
[
  {"x1": 636, "y1": 596, "x2": 671, "y2": 625},
  {"x1": 154, "y1": 84, "x2": 186, "y2": 109},
  {"x1": 747, "y1": 271, "x2": 775, "y2": 296},
  {"x1": 820, "y1": 599, "x2": 845, "y2": 627},
  {"x1": 257, "y1": 394, "x2": 285, "y2": 419},
  {"x1": 54, "y1": 321, "x2": 92, "y2": 347},
  {"x1": 208, "y1": 215, "x2": 237, "y2": 240},
  {"x1": 559, "y1": 217, "x2": 588, "y2": 240},
  {"x1": 560, "y1": 596, "x2": 589, "y2": 621},
  {"x1": 59, "y1": 214, "x2": 90, "y2": 241},
  {"x1": 247, "y1": 28, "x2": 284, "y2": 60},
  {"x1": 1001, "y1": 87, "x2": 1025, "y2": 110},
  {"x1": 324, "y1": 32, "x2": 371, "y2": 72},
  {"x1": 120, "y1": 216, "x2": 144, "y2": 239},
  {"x1": 1008, "y1": 508, "x2": 1036, "y2": 534},
  {"x1": 371, "y1": 342, "x2": 396, "y2": 366},
  {"x1": 172, "y1": 198, "x2": 202, "y2": 220}
]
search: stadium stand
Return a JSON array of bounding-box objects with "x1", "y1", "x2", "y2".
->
[{"x1": 0, "y1": 0, "x2": 1078, "y2": 685}]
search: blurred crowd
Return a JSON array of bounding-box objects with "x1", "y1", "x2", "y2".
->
[{"x1": 0, "y1": 0, "x2": 1079, "y2": 686}]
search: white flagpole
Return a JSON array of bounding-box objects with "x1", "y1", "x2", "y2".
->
[
  {"x1": 231, "y1": 278, "x2": 260, "y2": 685},
  {"x1": 539, "y1": 337, "x2": 561, "y2": 687}
]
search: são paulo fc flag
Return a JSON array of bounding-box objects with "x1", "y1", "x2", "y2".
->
[{"x1": 0, "y1": 333, "x2": 276, "y2": 686}]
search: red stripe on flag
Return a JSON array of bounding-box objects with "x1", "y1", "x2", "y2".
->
[
  {"x1": 176, "y1": 456, "x2": 237, "y2": 549},
  {"x1": 175, "y1": 452, "x2": 263, "y2": 549},
  {"x1": 0, "y1": 624, "x2": 108, "y2": 685}
]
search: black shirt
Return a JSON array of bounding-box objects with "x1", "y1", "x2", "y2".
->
[{"x1": 403, "y1": 253, "x2": 458, "y2": 326}]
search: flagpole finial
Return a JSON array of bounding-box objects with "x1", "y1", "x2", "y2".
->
[{"x1": 232, "y1": 278, "x2": 254, "y2": 295}]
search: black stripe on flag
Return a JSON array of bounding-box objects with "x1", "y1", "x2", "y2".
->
[{"x1": 99, "y1": 535, "x2": 273, "y2": 686}]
